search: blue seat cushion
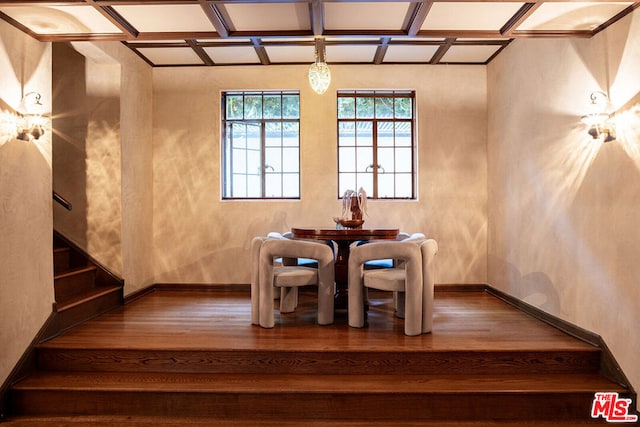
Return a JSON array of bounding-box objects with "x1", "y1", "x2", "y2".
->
[
  {"x1": 275, "y1": 257, "x2": 318, "y2": 267},
  {"x1": 364, "y1": 259, "x2": 394, "y2": 269}
]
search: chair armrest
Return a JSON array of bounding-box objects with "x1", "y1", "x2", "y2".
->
[{"x1": 349, "y1": 240, "x2": 422, "y2": 267}]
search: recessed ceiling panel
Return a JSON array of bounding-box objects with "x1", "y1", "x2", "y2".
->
[
  {"x1": 0, "y1": 5, "x2": 122, "y2": 34},
  {"x1": 263, "y1": 37, "x2": 313, "y2": 43},
  {"x1": 324, "y1": 3, "x2": 412, "y2": 31},
  {"x1": 198, "y1": 38, "x2": 252, "y2": 44},
  {"x1": 130, "y1": 40, "x2": 189, "y2": 45},
  {"x1": 440, "y1": 45, "x2": 502, "y2": 63},
  {"x1": 326, "y1": 45, "x2": 378, "y2": 63},
  {"x1": 327, "y1": 37, "x2": 384, "y2": 43},
  {"x1": 203, "y1": 46, "x2": 260, "y2": 64},
  {"x1": 383, "y1": 45, "x2": 440, "y2": 63},
  {"x1": 137, "y1": 47, "x2": 204, "y2": 65},
  {"x1": 265, "y1": 45, "x2": 315, "y2": 63},
  {"x1": 113, "y1": 4, "x2": 216, "y2": 33},
  {"x1": 421, "y1": 2, "x2": 524, "y2": 31},
  {"x1": 517, "y1": 2, "x2": 633, "y2": 31},
  {"x1": 223, "y1": 3, "x2": 310, "y2": 31},
  {"x1": 391, "y1": 37, "x2": 445, "y2": 43}
]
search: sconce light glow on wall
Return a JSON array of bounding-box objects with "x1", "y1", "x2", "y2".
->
[
  {"x1": 581, "y1": 91, "x2": 616, "y2": 142},
  {"x1": 308, "y1": 38, "x2": 331, "y2": 95},
  {"x1": 17, "y1": 91, "x2": 46, "y2": 141}
]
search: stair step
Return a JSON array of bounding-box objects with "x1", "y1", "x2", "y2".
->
[
  {"x1": 48, "y1": 232, "x2": 124, "y2": 336},
  {"x1": 53, "y1": 246, "x2": 90, "y2": 275},
  {"x1": 0, "y1": 416, "x2": 617, "y2": 426},
  {"x1": 54, "y1": 266, "x2": 98, "y2": 301},
  {"x1": 54, "y1": 285, "x2": 122, "y2": 331},
  {"x1": 53, "y1": 247, "x2": 71, "y2": 274},
  {"x1": 10, "y1": 372, "x2": 628, "y2": 420},
  {"x1": 12, "y1": 371, "x2": 625, "y2": 394},
  {"x1": 35, "y1": 347, "x2": 601, "y2": 375},
  {"x1": 56, "y1": 285, "x2": 122, "y2": 312},
  {"x1": 54, "y1": 265, "x2": 97, "y2": 281}
]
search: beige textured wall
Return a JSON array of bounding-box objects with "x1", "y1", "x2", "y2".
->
[
  {"x1": 52, "y1": 43, "x2": 123, "y2": 276},
  {"x1": 152, "y1": 64, "x2": 487, "y2": 285},
  {"x1": 488, "y1": 11, "x2": 640, "y2": 406},
  {"x1": 0, "y1": 21, "x2": 53, "y2": 385},
  {"x1": 53, "y1": 41, "x2": 154, "y2": 295},
  {"x1": 92, "y1": 41, "x2": 155, "y2": 296}
]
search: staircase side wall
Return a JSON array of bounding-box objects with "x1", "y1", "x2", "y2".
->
[
  {"x1": 0, "y1": 21, "x2": 54, "y2": 386},
  {"x1": 52, "y1": 43, "x2": 123, "y2": 277}
]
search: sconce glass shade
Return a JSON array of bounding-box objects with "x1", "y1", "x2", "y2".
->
[
  {"x1": 308, "y1": 61, "x2": 331, "y2": 95},
  {"x1": 581, "y1": 91, "x2": 616, "y2": 142},
  {"x1": 17, "y1": 92, "x2": 45, "y2": 141},
  {"x1": 582, "y1": 114, "x2": 616, "y2": 142}
]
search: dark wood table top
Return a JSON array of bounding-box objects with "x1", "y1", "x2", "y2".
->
[{"x1": 291, "y1": 227, "x2": 399, "y2": 241}]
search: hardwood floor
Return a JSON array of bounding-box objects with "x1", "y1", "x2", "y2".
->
[
  {"x1": 4, "y1": 288, "x2": 636, "y2": 425},
  {"x1": 35, "y1": 289, "x2": 597, "y2": 352}
]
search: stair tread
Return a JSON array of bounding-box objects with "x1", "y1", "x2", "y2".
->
[
  {"x1": 56, "y1": 285, "x2": 122, "y2": 312},
  {"x1": 35, "y1": 342, "x2": 601, "y2": 352},
  {"x1": 1, "y1": 416, "x2": 614, "y2": 426},
  {"x1": 14, "y1": 372, "x2": 626, "y2": 393},
  {"x1": 54, "y1": 265, "x2": 97, "y2": 280}
]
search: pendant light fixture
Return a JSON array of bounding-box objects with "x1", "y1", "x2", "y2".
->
[{"x1": 308, "y1": 38, "x2": 331, "y2": 95}]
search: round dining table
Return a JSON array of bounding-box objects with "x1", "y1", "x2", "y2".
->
[{"x1": 291, "y1": 226, "x2": 400, "y2": 309}]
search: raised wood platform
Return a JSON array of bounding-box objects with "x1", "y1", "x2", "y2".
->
[{"x1": 4, "y1": 288, "x2": 637, "y2": 425}]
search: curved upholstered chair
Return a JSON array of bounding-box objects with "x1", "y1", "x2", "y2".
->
[
  {"x1": 358, "y1": 232, "x2": 424, "y2": 314},
  {"x1": 348, "y1": 237, "x2": 438, "y2": 336},
  {"x1": 251, "y1": 236, "x2": 335, "y2": 328},
  {"x1": 419, "y1": 239, "x2": 438, "y2": 333},
  {"x1": 262, "y1": 232, "x2": 335, "y2": 312},
  {"x1": 272, "y1": 231, "x2": 327, "y2": 268},
  {"x1": 362, "y1": 232, "x2": 412, "y2": 270}
]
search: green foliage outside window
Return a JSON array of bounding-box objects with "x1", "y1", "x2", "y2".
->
[
  {"x1": 337, "y1": 90, "x2": 416, "y2": 199},
  {"x1": 222, "y1": 91, "x2": 300, "y2": 199}
]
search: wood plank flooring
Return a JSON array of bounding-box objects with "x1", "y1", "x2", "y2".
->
[{"x1": 38, "y1": 288, "x2": 597, "y2": 352}]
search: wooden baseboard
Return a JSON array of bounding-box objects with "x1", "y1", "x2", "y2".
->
[
  {"x1": 124, "y1": 283, "x2": 250, "y2": 305},
  {"x1": 154, "y1": 283, "x2": 249, "y2": 292},
  {"x1": 434, "y1": 284, "x2": 486, "y2": 292}
]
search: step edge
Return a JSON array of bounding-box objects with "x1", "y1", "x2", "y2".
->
[
  {"x1": 55, "y1": 286, "x2": 122, "y2": 312},
  {"x1": 54, "y1": 265, "x2": 97, "y2": 280}
]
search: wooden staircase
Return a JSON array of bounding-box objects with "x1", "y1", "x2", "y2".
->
[
  {"x1": 52, "y1": 232, "x2": 123, "y2": 332},
  {"x1": 3, "y1": 290, "x2": 637, "y2": 425}
]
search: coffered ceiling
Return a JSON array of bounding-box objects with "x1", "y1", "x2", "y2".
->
[{"x1": 1, "y1": 1, "x2": 638, "y2": 66}]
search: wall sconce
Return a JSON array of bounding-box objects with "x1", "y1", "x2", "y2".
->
[
  {"x1": 308, "y1": 38, "x2": 331, "y2": 95},
  {"x1": 581, "y1": 91, "x2": 616, "y2": 142},
  {"x1": 17, "y1": 91, "x2": 46, "y2": 141}
]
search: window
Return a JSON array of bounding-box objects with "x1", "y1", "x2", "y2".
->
[
  {"x1": 337, "y1": 90, "x2": 416, "y2": 199},
  {"x1": 222, "y1": 91, "x2": 300, "y2": 199}
]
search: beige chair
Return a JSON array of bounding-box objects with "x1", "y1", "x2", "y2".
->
[
  {"x1": 348, "y1": 237, "x2": 438, "y2": 336},
  {"x1": 362, "y1": 232, "x2": 412, "y2": 270},
  {"x1": 251, "y1": 234, "x2": 302, "y2": 322},
  {"x1": 271, "y1": 231, "x2": 323, "y2": 268},
  {"x1": 358, "y1": 232, "x2": 424, "y2": 315},
  {"x1": 251, "y1": 236, "x2": 335, "y2": 328},
  {"x1": 263, "y1": 231, "x2": 334, "y2": 312}
]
